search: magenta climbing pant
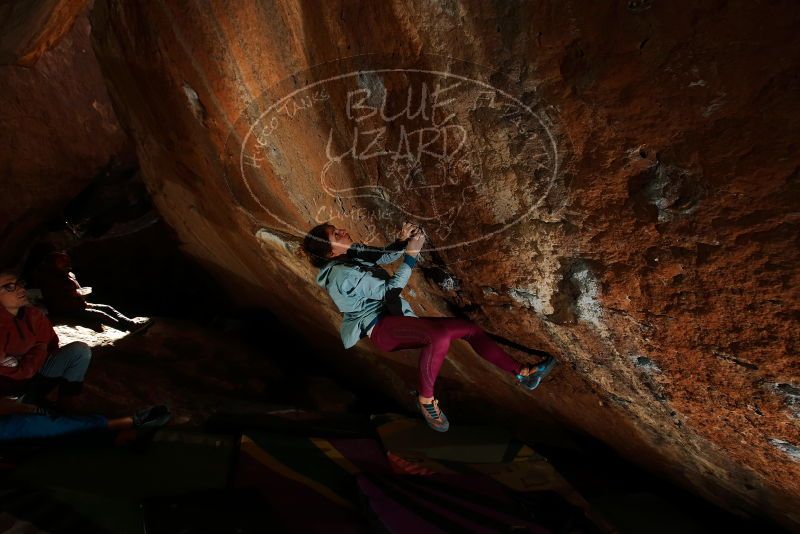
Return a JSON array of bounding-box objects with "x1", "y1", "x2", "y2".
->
[{"x1": 368, "y1": 316, "x2": 522, "y2": 398}]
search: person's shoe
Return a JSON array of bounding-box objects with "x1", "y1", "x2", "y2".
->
[
  {"x1": 132, "y1": 405, "x2": 171, "y2": 428},
  {"x1": 125, "y1": 318, "x2": 154, "y2": 335},
  {"x1": 417, "y1": 398, "x2": 449, "y2": 432},
  {"x1": 517, "y1": 356, "x2": 557, "y2": 391}
]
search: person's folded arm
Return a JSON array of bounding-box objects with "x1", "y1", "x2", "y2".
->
[
  {"x1": 9, "y1": 311, "x2": 58, "y2": 380},
  {"x1": 15, "y1": 342, "x2": 49, "y2": 380},
  {"x1": 347, "y1": 240, "x2": 408, "y2": 265},
  {"x1": 28, "y1": 307, "x2": 59, "y2": 356},
  {"x1": 374, "y1": 239, "x2": 408, "y2": 264},
  {"x1": 340, "y1": 254, "x2": 418, "y2": 301},
  {"x1": 0, "y1": 339, "x2": 15, "y2": 379}
]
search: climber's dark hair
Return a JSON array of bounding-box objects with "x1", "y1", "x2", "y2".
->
[{"x1": 302, "y1": 222, "x2": 334, "y2": 268}]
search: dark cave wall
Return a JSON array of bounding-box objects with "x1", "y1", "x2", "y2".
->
[{"x1": 0, "y1": 11, "x2": 131, "y2": 266}]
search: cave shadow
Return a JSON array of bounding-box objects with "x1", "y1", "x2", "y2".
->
[{"x1": 30, "y1": 216, "x2": 788, "y2": 533}]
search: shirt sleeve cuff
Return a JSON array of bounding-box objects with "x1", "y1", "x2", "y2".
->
[{"x1": 403, "y1": 254, "x2": 418, "y2": 268}]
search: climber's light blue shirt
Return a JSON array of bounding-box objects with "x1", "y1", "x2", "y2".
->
[{"x1": 316, "y1": 250, "x2": 418, "y2": 349}]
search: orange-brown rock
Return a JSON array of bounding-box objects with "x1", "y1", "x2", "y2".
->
[
  {"x1": 89, "y1": 0, "x2": 800, "y2": 528},
  {"x1": 0, "y1": 12, "x2": 131, "y2": 265},
  {"x1": 0, "y1": 0, "x2": 89, "y2": 66}
]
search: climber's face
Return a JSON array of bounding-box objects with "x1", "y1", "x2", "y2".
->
[{"x1": 326, "y1": 225, "x2": 353, "y2": 258}]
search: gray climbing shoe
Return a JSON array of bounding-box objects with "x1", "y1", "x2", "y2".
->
[{"x1": 418, "y1": 398, "x2": 450, "y2": 432}]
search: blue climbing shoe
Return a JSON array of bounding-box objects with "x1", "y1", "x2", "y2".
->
[
  {"x1": 417, "y1": 398, "x2": 450, "y2": 432},
  {"x1": 516, "y1": 356, "x2": 557, "y2": 391}
]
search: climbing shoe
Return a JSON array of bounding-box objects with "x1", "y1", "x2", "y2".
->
[
  {"x1": 132, "y1": 405, "x2": 171, "y2": 429},
  {"x1": 517, "y1": 356, "x2": 557, "y2": 391},
  {"x1": 417, "y1": 398, "x2": 450, "y2": 432}
]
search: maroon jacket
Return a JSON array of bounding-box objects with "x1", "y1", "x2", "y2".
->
[{"x1": 0, "y1": 305, "x2": 59, "y2": 383}]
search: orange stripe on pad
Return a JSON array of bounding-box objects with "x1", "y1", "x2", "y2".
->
[
  {"x1": 309, "y1": 437, "x2": 362, "y2": 475},
  {"x1": 240, "y1": 436, "x2": 354, "y2": 509}
]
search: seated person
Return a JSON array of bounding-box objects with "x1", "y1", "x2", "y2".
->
[
  {"x1": 0, "y1": 269, "x2": 94, "y2": 411},
  {"x1": 30, "y1": 249, "x2": 152, "y2": 334}
]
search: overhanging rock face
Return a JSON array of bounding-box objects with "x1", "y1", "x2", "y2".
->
[
  {"x1": 89, "y1": 1, "x2": 800, "y2": 527},
  {"x1": 0, "y1": 12, "x2": 130, "y2": 265},
  {"x1": 0, "y1": 0, "x2": 89, "y2": 66}
]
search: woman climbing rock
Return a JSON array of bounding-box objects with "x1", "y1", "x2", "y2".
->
[{"x1": 302, "y1": 222, "x2": 556, "y2": 432}]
